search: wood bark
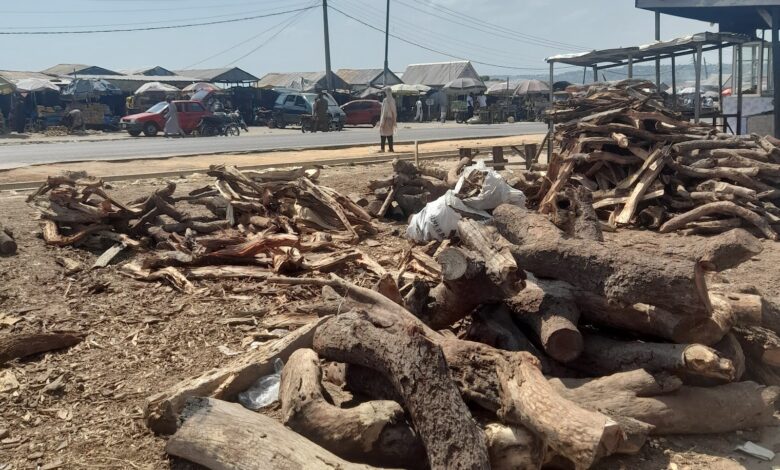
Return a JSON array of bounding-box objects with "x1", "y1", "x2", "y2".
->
[
  {"x1": 505, "y1": 277, "x2": 583, "y2": 363},
  {"x1": 313, "y1": 310, "x2": 491, "y2": 470},
  {"x1": 0, "y1": 331, "x2": 84, "y2": 364},
  {"x1": 493, "y1": 204, "x2": 710, "y2": 317},
  {"x1": 684, "y1": 228, "x2": 763, "y2": 271},
  {"x1": 483, "y1": 423, "x2": 545, "y2": 470},
  {"x1": 571, "y1": 187, "x2": 603, "y2": 241},
  {"x1": 551, "y1": 370, "x2": 780, "y2": 434},
  {"x1": 145, "y1": 318, "x2": 326, "y2": 435},
  {"x1": 166, "y1": 397, "x2": 380, "y2": 470},
  {"x1": 279, "y1": 348, "x2": 426, "y2": 468},
  {"x1": 733, "y1": 325, "x2": 780, "y2": 367},
  {"x1": 659, "y1": 201, "x2": 778, "y2": 240},
  {"x1": 569, "y1": 333, "x2": 736, "y2": 382},
  {"x1": 0, "y1": 223, "x2": 16, "y2": 255}
]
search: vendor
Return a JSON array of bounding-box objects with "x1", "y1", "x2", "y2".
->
[{"x1": 62, "y1": 109, "x2": 85, "y2": 133}]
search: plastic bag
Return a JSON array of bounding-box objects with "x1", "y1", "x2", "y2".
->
[
  {"x1": 238, "y1": 358, "x2": 284, "y2": 410},
  {"x1": 454, "y1": 160, "x2": 526, "y2": 211},
  {"x1": 406, "y1": 191, "x2": 490, "y2": 242}
]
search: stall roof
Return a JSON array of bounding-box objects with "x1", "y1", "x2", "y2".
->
[
  {"x1": 256, "y1": 72, "x2": 350, "y2": 91},
  {"x1": 41, "y1": 64, "x2": 121, "y2": 76},
  {"x1": 636, "y1": 0, "x2": 780, "y2": 30},
  {"x1": 0, "y1": 70, "x2": 69, "y2": 86},
  {"x1": 122, "y1": 66, "x2": 177, "y2": 77},
  {"x1": 401, "y1": 61, "x2": 481, "y2": 87},
  {"x1": 547, "y1": 32, "x2": 749, "y2": 68},
  {"x1": 174, "y1": 67, "x2": 259, "y2": 83},
  {"x1": 70, "y1": 74, "x2": 199, "y2": 93},
  {"x1": 336, "y1": 68, "x2": 403, "y2": 87}
]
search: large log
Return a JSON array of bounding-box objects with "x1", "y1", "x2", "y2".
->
[
  {"x1": 0, "y1": 331, "x2": 84, "y2": 364},
  {"x1": 145, "y1": 318, "x2": 326, "y2": 435},
  {"x1": 505, "y1": 277, "x2": 583, "y2": 363},
  {"x1": 550, "y1": 370, "x2": 780, "y2": 434},
  {"x1": 166, "y1": 398, "x2": 380, "y2": 470},
  {"x1": 483, "y1": 423, "x2": 546, "y2": 470},
  {"x1": 683, "y1": 228, "x2": 763, "y2": 271},
  {"x1": 659, "y1": 201, "x2": 778, "y2": 240},
  {"x1": 279, "y1": 348, "x2": 425, "y2": 468},
  {"x1": 733, "y1": 325, "x2": 780, "y2": 367},
  {"x1": 569, "y1": 333, "x2": 736, "y2": 382},
  {"x1": 312, "y1": 310, "x2": 491, "y2": 469},
  {"x1": 0, "y1": 223, "x2": 16, "y2": 255},
  {"x1": 493, "y1": 204, "x2": 710, "y2": 317}
]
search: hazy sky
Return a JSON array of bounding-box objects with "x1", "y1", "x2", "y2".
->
[{"x1": 1, "y1": 0, "x2": 721, "y2": 78}]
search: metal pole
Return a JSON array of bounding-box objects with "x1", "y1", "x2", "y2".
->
[
  {"x1": 719, "y1": 45, "x2": 724, "y2": 130},
  {"x1": 628, "y1": 55, "x2": 634, "y2": 79},
  {"x1": 671, "y1": 55, "x2": 677, "y2": 111},
  {"x1": 383, "y1": 0, "x2": 390, "y2": 86},
  {"x1": 694, "y1": 44, "x2": 703, "y2": 123},
  {"x1": 773, "y1": 8, "x2": 780, "y2": 137},
  {"x1": 548, "y1": 62, "x2": 554, "y2": 164},
  {"x1": 655, "y1": 12, "x2": 661, "y2": 89},
  {"x1": 322, "y1": 0, "x2": 333, "y2": 92},
  {"x1": 759, "y1": 29, "x2": 766, "y2": 96},
  {"x1": 593, "y1": 66, "x2": 598, "y2": 83},
  {"x1": 737, "y1": 44, "x2": 744, "y2": 134}
]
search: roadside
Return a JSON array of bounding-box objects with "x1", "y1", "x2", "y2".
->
[{"x1": 0, "y1": 134, "x2": 545, "y2": 187}]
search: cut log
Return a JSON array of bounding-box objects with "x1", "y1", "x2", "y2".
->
[
  {"x1": 733, "y1": 326, "x2": 780, "y2": 367},
  {"x1": 279, "y1": 348, "x2": 425, "y2": 468},
  {"x1": 0, "y1": 331, "x2": 84, "y2": 364},
  {"x1": 696, "y1": 180, "x2": 757, "y2": 200},
  {"x1": 571, "y1": 186, "x2": 603, "y2": 241},
  {"x1": 672, "y1": 139, "x2": 756, "y2": 153},
  {"x1": 551, "y1": 370, "x2": 780, "y2": 434},
  {"x1": 495, "y1": 356, "x2": 623, "y2": 469},
  {"x1": 659, "y1": 201, "x2": 778, "y2": 240},
  {"x1": 569, "y1": 333, "x2": 736, "y2": 382},
  {"x1": 447, "y1": 156, "x2": 473, "y2": 187},
  {"x1": 313, "y1": 310, "x2": 491, "y2": 469},
  {"x1": 372, "y1": 273, "x2": 404, "y2": 306},
  {"x1": 483, "y1": 423, "x2": 545, "y2": 470},
  {"x1": 456, "y1": 219, "x2": 522, "y2": 286},
  {"x1": 145, "y1": 318, "x2": 326, "y2": 435},
  {"x1": 685, "y1": 228, "x2": 763, "y2": 271},
  {"x1": 466, "y1": 304, "x2": 543, "y2": 358},
  {"x1": 505, "y1": 277, "x2": 583, "y2": 363},
  {"x1": 0, "y1": 223, "x2": 17, "y2": 255},
  {"x1": 614, "y1": 149, "x2": 669, "y2": 225},
  {"x1": 712, "y1": 332, "x2": 746, "y2": 382},
  {"x1": 493, "y1": 204, "x2": 710, "y2": 317},
  {"x1": 166, "y1": 397, "x2": 379, "y2": 470}
]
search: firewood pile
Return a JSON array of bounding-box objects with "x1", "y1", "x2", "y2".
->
[
  {"x1": 540, "y1": 79, "x2": 780, "y2": 240},
  {"x1": 133, "y1": 162, "x2": 780, "y2": 469},
  {"x1": 27, "y1": 165, "x2": 380, "y2": 291},
  {"x1": 366, "y1": 159, "x2": 451, "y2": 219}
]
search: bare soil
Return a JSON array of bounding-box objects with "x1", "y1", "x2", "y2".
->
[{"x1": 0, "y1": 159, "x2": 778, "y2": 470}]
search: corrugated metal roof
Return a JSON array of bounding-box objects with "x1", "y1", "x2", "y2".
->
[
  {"x1": 336, "y1": 68, "x2": 403, "y2": 86},
  {"x1": 174, "y1": 68, "x2": 259, "y2": 83},
  {"x1": 72, "y1": 74, "x2": 199, "y2": 93},
  {"x1": 256, "y1": 71, "x2": 350, "y2": 91},
  {"x1": 122, "y1": 66, "x2": 177, "y2": 76},
  {"x1": 401, "y1": 61, "x2": 481, "y2": 87},
  {"x1": 0, "y1": 70, "x2": 68, "y2": 85},
  {"x1": 41, "y1": 64, "x2": 121, "y2": 76}
]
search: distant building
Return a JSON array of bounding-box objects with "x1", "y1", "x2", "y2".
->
[
  {"x1": 401, "y1": 61, "x2": 481, "y2": 88},
  {"x1": 41, "y1": 64, "x2": 122, "y2": 76},
  {"x1": 335, "y1": 68, "x2": 403, "y2": 92},
  {"x1": 174, "y1": 68, "x2": 259, "y2": 85},
  {"x1": 122, "y1": 66, "x2": 178, "y2": 77},
  {"x1": 256, "y1": 71, "x2": 350, "y2": 92}
]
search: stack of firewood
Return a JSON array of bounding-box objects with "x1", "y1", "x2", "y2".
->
[
  {"x1": 140, "y1": 179, "x2": 780, "y2": 469},
  {"x1": 540, "y1": 79, "x2": 780, "y2": 240},
  {"x1": 27, "y1": 165, "x2": 380, "y2": 291}
]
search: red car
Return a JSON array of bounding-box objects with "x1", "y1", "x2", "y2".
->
[
  {"x1": 120, "y1": 100, "x2": 210, "y2": 136},
  {"x1": 341, "y1": 100, "x2": 382, "y2": 127}
]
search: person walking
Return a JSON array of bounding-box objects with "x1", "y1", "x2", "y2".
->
[
  {"x1": 414, "y1": 96, "x2": 423, "y2": 122},
  {"x1": 379, "y1": 88, "x2": 397, "y2": 152},
  {"x1": 466, "y1": 93, "x2": 475, "y2": 119},
  {"x1": 164, "y1": 99, "x2": 183, "y2": 137},
  {"x1": 312, "y1": 90, "x2": 329, "y2": 133}
]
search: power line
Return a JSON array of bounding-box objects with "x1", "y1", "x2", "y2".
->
[
  {"x1": 225, "y1": 8, "x2": 313, "y2": 66},
  {"x1": 4, "y1": 0, "x2": 299, "y2": 14},
  {"x1": 328, "y1": 4, "x2": 558, "y2": 71},
  {"x1": 0, "y1": 6, "x2": 318, "y2": 35},
  {"x1": 182, "y1": 6, "x2": 314, "y2": 69}
]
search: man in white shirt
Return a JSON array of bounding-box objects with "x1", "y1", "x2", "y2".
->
[
  {"x1": 477, "y1": 93, "x2": 487, "y2": 109},
  {"x1": 415, "y1": 97, "x2": 423, "y2": 122}
]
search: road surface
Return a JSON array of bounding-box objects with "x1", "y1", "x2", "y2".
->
[{"x1": 0, "y1": 122, "x2": 547, "y2": 170}]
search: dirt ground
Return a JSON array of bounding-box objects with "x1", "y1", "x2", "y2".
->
[{"x1": 1, "y1": 159, "x2": 779, "y2": 470}]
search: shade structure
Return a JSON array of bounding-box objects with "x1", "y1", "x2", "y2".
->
[
  {"x1": 14, "y1": 78, "x2": 58, "y2": 93},
  {"x1": 61, "y1": 78, "x2": 122, "y2": 100},
  {"x1": 443, "y1": 77, "x2": 486, "y2": 94},
  {"x1": 0, "y1": 77, "x2": 15, "y2": 95},
  {"x1": 182, "y1": 82, "x2": 219, "y2": 93},
  {"x1": 389, "y1": 83, "x2": 431, "y2": 96},
  {"x1": 485, "y1": 80, "x2": 522, "y2": 96},
  {"x1": 359, "y1": 86, "x2": 383, "y2": 98},
  {"x1": 135, "y1": 81, "x2": 180, "y2": 95},
  {"x1": 513, "y1": 79, "x2": 550, "y2": 96}
]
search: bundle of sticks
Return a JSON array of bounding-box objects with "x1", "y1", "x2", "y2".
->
[
  {"x1": 539, "y1": 79, "x2": 780, "y2": 240},
  {"x1": 145, "y1": 185, "x2": 780, "y2": 469},
  {"x1": 27, "y1": 166, "x2": 378, "y2": 290}
]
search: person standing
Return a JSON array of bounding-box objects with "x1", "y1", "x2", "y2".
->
[
  {"x1": 379, "y1": 88, "x2": 397, "y2": 152},
  {"x1": 477, "y1": 93, "x2": 487, "y2": 110},
  {"x1": 312, "y1": 90, "x2": 329, "y2": 133},
  {"x1": 414, "y1": 97, "x2": 423, "y2": 122},
  {"x1": 466, "y1": 93, "x2": 475, "y2": 119},
  {"x1": 164, "y1": 99, "x2": 183, "y2": 137},
  {"x1": 62, "y1": 109, "x2": 85, "y2": 133}
]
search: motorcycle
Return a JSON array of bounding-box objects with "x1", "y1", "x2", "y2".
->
[
  {"x1": 228, "y1": 110, "x2": 249, "y2": 132},
  {"x1": 197, "y1": 114, "x2": 240, "y2": 137}
]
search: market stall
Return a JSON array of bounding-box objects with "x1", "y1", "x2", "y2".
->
[
  {"x1": 61, "y1": 78, "x2": 123, "y2": 130},
  {"x1": 15, "y1": 78, "x2": 63, "y2": 131}
]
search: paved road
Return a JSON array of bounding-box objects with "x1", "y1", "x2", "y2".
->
[{"x1": 0, "y1": 122, "x2": 547, "y2": 170}]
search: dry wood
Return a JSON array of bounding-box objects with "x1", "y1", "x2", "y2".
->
[
  {"x1": 615, "y1": 149, "x2": 669, "y2": 224},
  {"x1": 733, "y1": 326, "x2": 780, "y2": 367},
  {"x1": 571, "y1": 187, "x2": 604, "y2": 241},
  {"x1": 659, "y1": 201, "x2": 778, "y2": 240},
  {"x1": 0, "y1": 331, "x2": 84, "y2": 364},
  {"x1": 0, "y1": 223, "x2": 16, "y2": 255},
  {"x1": 551, "y1": 370, "x2": 780, "y2": 434},
  {"x1": 685, "y1": 228, "x2": 763, "y2": 271},
  {"x1": 483, "y1": 423, "x2": 545, "y2": 470},
  {"x1": 279, "y1": 348, "x2": 425, "y2": 468},
  {"x1": 447, "y1": 156, "x2": 473, "y2": 187},
  {"x1": 166, "y1": 398, "x2": 379, "y2": 470}
]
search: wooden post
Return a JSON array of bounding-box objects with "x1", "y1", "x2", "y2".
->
[
  {"x1": 414, "y1": 140, "x2": 419, "y2": 166},
  {"x1": 737, "y1": 44, "x2": 744, "y2": 135},
  {"x1": 695, "y1": 44, "x2": 703, "y2": 123},
  {"x1": 671, "y1": 55, "x2": 677, "y2": 111},
  {"x1": 492, "y1": 146, "x2": 506, "y2": 171},
  {"x1": 524, "y1": 143, "x2": 538, "y2": 170}
]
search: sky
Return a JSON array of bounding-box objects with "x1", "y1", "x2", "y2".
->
[{"x1": 0, "y1": 0, "x2": 724, "y2": 79}]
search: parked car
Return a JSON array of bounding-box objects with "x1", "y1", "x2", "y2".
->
[
  {"x1": 341, "y1": 100, "x2": 382, "y2": 127},
  {"x1": 269, "y1": 91, "x2": 345, "y2": 130},
  {"x1": 120, "y1": 100, "x2": 210, "y2": 137}
]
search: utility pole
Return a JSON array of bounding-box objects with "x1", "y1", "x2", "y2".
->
[
  {"x1": 322, "y1": 0, "x2": 333, "y2": 92},
  {"x1": 383, "y1": 0, "x2": 390, "y2": 86},
  {"x1": 655, "y1": 12, "x2": 661, "y2": 89}
]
